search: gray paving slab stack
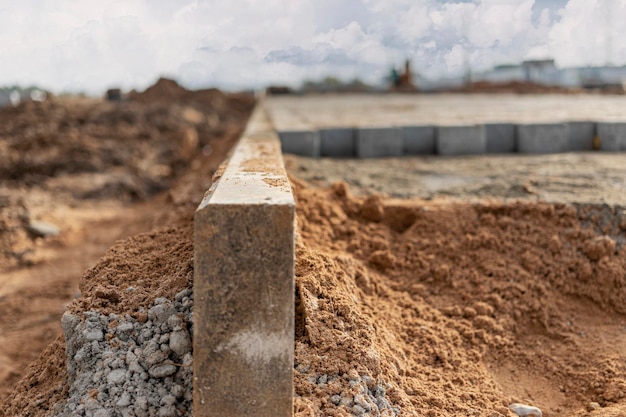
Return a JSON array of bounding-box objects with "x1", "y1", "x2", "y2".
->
[
  {"x1": 568, "y1": 121, "x2": 596, "y2": 151},
  {"x1": 597, "y1": 122, "x2": 626, "y2": 151},
  {"x1": 402, "y1": 126, "x2": 436, "y2": 155},
  {"x1": 436, "y1": 125, "x2": 486, "y2": 155},
  {"x1": 278, "y1": 130, "x2": 320, "y2": 157},
  {"x1": 319, "y1": 128, "x2": 356, "y2": 157},
  {"x1": 485, "y1": 123, "x2": 516, "y2": 153},
  {"x1": 356, "y1": 127, "x2": 403, "y2": 158},
  {"x1": 517, "y1": 123, "x2": 569, "y2": 154}
]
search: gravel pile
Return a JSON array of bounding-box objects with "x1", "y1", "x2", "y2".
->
[
  {"x1": 53, "y1": 289, "x2": 193, "y2": 417},
  {"x1": 297, "y1": 369, "x2": 401, "y2": 416}
]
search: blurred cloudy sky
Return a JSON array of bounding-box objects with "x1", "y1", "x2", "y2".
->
[{"x1": 0, "y1": 0, "x2": 624, "y2": 94}]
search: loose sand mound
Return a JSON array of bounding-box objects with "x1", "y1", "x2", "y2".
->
[
  {"x1": 5, "y1": 174, "x2": 626, "y2": 416},
  {"x1": 292, "y1": 179, "x2": 626, "y2": 416},
  {"x1": 3, "y1": 170, "x2": 626, "y2": 416}
]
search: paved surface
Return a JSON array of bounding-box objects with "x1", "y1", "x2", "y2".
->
[
  {"x1": 266, "y1": 94, "x2": 626, "y2": 129},
  {"x1": 284, "y1": 152, "x2": 626, "y2": 206}
]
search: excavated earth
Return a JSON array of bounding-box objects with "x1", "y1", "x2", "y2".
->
[{"x1": 2, "y1": 88, "x2": 626, "y2": 417}]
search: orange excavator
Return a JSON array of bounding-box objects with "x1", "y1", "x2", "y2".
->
[{"x1": 390, "y1": 59, "x2": 418, "y2": 92}]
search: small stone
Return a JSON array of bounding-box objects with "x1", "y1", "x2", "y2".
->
[
  {"x1": 161, "y1": 394, "x2": 177, "y2": 406},
  {"x1": 175, "y1": 289, "x2": 191, "y2": 301},
  {"x1": 92, "y1": 409, "x2": 112, "y2": 417},
  {"x1": 116, "y1": 392, "x2": 132, "y2": 407},
  {"x1": 117, "y1": 322, "x2": 134, "y2": 333},
  {"x1": 171, "y1": 384, "x2": 185, "y2": 399},
  {"x1": 167, "y1": 314, "x2": 183, "y2": 330},
  {"x1": 149, "y1": 364, "x2": 177, "y2": 378},
  {"x1": 330, "y1": 395, "x2": 341, "y2": 405},
  {"x1": 158, "y1": 405, "x2": 176, "y2": 417},
  {"x1": 339, "y1": 395, "x2": 353, "y2": 407},
  {"x1": 169, "y1": 329, "x2": 190, "y2": 356},
  {"x1": 135, "y1": 396, "x2": 148, "y2": 410},
  {"x1": 352, "y1": 404, "x2": 366, "y2": 415},
  {"x1": 26, "y1": 220, "x2": 60, "y2": 238},
  {"x1": 106, "y1": 369, "x2": 126, "y2": 385},
  {"x1": 354, "y1": 394, "x2": 372, "y2": 411},
  {"x1": 588, "y1": 402, "x2": 601, "y2": 411},
  {"x1": 509, "y1": 403, "x2": 542, "y2": 417},
  {"x1": 83, "y1": 329, "x2": 104, "y2": 342}
]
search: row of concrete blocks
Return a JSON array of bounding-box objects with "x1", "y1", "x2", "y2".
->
[{"x1": 278, "y1": 122, "x2": 626, "y2": 157}]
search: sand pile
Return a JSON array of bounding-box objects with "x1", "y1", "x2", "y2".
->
[
  {"x1": 4, "y1": 172, "x2": 626, "y2": 416},
  {"x1": 292, "y1": 179, "x2": 626, "y2": 416}
]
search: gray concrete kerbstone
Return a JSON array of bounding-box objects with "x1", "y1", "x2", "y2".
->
[
  {"x1": 485, "y1": 123, "x2": 516, "y2": 153},
  {"x1": 402, "y1": 126, "x2": 436, "y2": 155},
  {"x1": 320, "y1": 128, "x2": 355, "y2": 157},
  {"x1": 568, "y1": 121, "x2": 596, "y2": 151},
  {"x1": 278, "y1": 130, "x2": 320, "y2": 157},
  {"x1": 597, "y1": 122, "x2": 626, "y2": 151},
  {"x1": 194, "y1": 104, "x2": 294, "y2": 417},
  {"x1": 356, "y1": 127, "x2": 403, "y2": 158},
  {"x1": 436, "y1": 125, "x2": 486, "y2": 155},
  {"x1": 516, "y1": 123, "x2": 569, "y2": 154}
]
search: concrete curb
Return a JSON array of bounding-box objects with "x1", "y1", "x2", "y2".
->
[
  {"x1": 517, "y1": 123, "x2": 569, "y2": 154},
  {"x1": 276, "y1": 121, "x2": 624, "y2": 158},
  {"x1": 485, "y1": 123, "x2": 516, "y2": 154},
  {"x1": 194, "y1": 102, "x2": 295, "y2": 417},
  {"x1": 402, "y1": 125, "x2": 436, "y2": 155},
  {"x1": 320, "y1": 128, "x2": 355, "y2": 157},
  {"x1": 357, "y1": 127, "x2": 403, "y2": 158},
  {"x1": 437, "y1": 125, "x2": 486, "y2": 155},
  {"x1": 278, "y1": 130, "x2": 320, "y2": 157}
]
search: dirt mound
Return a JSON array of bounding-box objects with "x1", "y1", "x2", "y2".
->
[
  {"x1": 451, "y1": 81, "x2": 582, "y2": 94},
  {"x1": 0, "y1": 90, "x2": 253, "y2": 197},
  {"x1": 292, "y1": 179, "x2": 626, "y2": 416},
  {"x1": 4, "y1": 169, "x2": 626, "y2": 416},
  {"x1": 0, "y1": 80, "x2": 255, "y2": 269},
  {"x1": 0, "y1": 78, "x2": 254, "y2": 413}
]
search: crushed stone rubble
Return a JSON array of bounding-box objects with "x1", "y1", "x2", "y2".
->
[
  {"x1": 53, "y1": 281, "x2": 401, "y2": 417},
  {"x1": 296, "y1": 366, "x2": 401, "y2": 416},
  {"x1": 53, "y1": 289, "x2": 193, "y2": 417}
]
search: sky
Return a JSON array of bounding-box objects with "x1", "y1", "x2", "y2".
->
[{"x1": 0, "y1": 0, "x2": 624, "y2": 95}]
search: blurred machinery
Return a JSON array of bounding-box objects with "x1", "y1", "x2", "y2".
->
[{"x1": 391, "y1": 59, "x2": 418, "y2": 92}]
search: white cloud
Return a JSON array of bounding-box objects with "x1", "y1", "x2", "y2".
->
[
  {"x1": 547, "y1": 0, "x2": 626, "y2": 67},
  {"x1": 0, "y1": 0, "x2": 623, "y2": 94}
]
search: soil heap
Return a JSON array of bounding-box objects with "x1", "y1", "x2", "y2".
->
[
  {"x1": 0, "y1": 79, "x2": 255, "y2": 414},
  {"x1": 3, "y1": 83, "x2": 626, "y2": 416}
]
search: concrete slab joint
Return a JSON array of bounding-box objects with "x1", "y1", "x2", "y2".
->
[
  {"x1": 194, "y1": 103, "x2": 295, "y2": 417},
  {"x1": 568, "y1": 121, "x2": 596, "y2": 151},
  {"x1": 597, "y1": 122, "x2": 626, "y2": 151}
]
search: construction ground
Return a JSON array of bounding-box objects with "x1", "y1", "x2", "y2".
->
[{"x1": 1, "y1": 84, "x2": 626, "y2": 417}]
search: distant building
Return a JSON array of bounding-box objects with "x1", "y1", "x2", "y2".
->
[{"x1": 472, "y1": 59, "x2": 626, "y2": 91}]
